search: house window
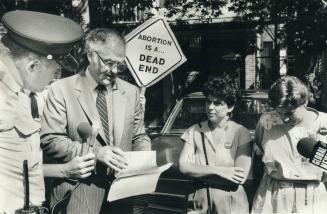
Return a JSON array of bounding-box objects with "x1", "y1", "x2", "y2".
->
[
  {"x1": 257, "y1": 41, "x2": 274, "y2": 89},
  {"x1": 261, "y1": 41, "x2": 273, "y2": 74}
]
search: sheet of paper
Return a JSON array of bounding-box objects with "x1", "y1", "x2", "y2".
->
[
  {"x1": 108, "y1": 163, "x2": 172, "y2": 202},
  {"x1": 115, "y1": 151, "x2": 157, "y2": 178}
]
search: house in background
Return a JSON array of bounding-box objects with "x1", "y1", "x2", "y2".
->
[
  {"x1": 83, "y1": 0, "x2": 293, "y2": 127},
  {"x1": 0, "y1": 0, "x2": 292, "y2": 126}
]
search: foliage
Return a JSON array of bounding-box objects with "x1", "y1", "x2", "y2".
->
[
  {"x1": 164, "y1": 0, "x2": 228, "y2": 23},
  {"x1": 303, "y1": 53, "x2": 327, "y2": 108},
  {"x1": 229, "y1": 0, "x2": 327, "y2": 57},
  {"x1": 228, "y1": 0, "x2": 327, "y2": 106},
  {"x1": 91, "y1": 0, "x2": 155, "y2": 24}
]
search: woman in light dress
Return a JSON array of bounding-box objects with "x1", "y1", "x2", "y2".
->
[
  {"x1": 179, "y1": 75, "x2": 252, "y2": 214},
  {"x1": 252, "y1": 75, "x2": 327, "y2": 213}
]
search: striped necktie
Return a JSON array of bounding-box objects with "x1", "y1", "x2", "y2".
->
[
  {"x1": 96, "y1": 84, "x2": 110, "y2": 144},
  {"x1": 29, "y1": 92, "x2": 39, "y2": 119}
]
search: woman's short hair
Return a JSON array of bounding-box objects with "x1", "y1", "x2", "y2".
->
[
  {"x1": 268, "y1": 75, "x2": 309, "y2": 108},
  {"x1": 202, "y1": 74, "x2": 239, "y2": 107}
]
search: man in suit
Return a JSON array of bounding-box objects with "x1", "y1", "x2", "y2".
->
[{"x1": 41, "y1": 28, "x2": 151, "y2": 213}]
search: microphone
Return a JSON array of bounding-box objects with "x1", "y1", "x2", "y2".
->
[
  {"x1": 89, "y1": 123, "x2": 100, "y2": 151},
  {"x1": 77, "y1": 123, "x2": 92, "y2": 156},
  {"x1": 50, "y1": 123, "x2": 93, "y2": 212},
  {"x1": 297, "y1": 137, "x2": 327, "y2": 170}
]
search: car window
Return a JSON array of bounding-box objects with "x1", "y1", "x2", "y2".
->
[
  {"x1": 169, "y1": 98, "x2": 207, "y2": 133},
  {"x1": 165, "y1": 94, "x2": 271, "y2": 134}
]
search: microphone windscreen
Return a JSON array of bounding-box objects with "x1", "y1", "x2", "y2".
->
[
  {"x1": 297, "y1": 137, "x2": 317, "y2": 158},
  {"x1": 77, "y1": 122, "x2": 92, "y2": 140}
]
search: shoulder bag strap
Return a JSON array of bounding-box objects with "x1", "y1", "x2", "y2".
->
[{"x1": 198, "y1": 123, "x2": 211, "y2": 213}]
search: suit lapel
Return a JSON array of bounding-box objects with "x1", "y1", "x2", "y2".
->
[
  {"x1": 75, "y1": 73, "x2": 107, "y2": 144},
  {"x1": 112, "y1": 80, "x2": 126, "y2": 147}
]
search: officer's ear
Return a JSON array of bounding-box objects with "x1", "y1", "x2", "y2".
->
[{"x1": 25, "y1": 59, "x2": 40, "y2": 74}]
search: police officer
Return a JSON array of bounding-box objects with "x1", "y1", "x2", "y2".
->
[{"x1": 0, "y1": 10, "x2": 84, "y2": 213}]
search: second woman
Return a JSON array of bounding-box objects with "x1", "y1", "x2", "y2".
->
[{"x1": 179, "y1": 75, "x2": 252, "y2": 214}]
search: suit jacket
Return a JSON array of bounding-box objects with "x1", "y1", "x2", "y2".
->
[{"x1": 40, "y1": 71, "x2": 151, "y2": 213}]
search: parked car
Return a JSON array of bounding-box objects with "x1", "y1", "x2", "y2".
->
[
  {"x1": 152, "y1": 90, "x2": 270, "y2": 166},
  {"x1": 133, "y1": 91, "x2": 270, "y2": 213}
]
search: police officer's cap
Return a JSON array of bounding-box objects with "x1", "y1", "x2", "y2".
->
[{"x1": 1, "y1": 10, "x2": 84, "y2": 57}]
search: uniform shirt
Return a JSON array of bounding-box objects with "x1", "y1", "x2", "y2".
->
[{"x1": 0, "y1": 54, "x2": 44, "y2": 212}]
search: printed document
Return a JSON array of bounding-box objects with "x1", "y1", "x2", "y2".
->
[{"x1": 107, "y1": 151, "x2": 172, "y2": 201}]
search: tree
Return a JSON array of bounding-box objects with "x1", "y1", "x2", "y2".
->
[
  {"x1": 230, "y1": 0, "x2": 327, "y2": 54},
  {"x1": 164, "y1": 0, "x2": 228, "y2": 23},
  {"x1": 228, "y1": 0, "x2": 327, "y2": 108}
]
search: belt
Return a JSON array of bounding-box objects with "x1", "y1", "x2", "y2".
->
[
  {"x1": 267, "y1": 174, "x2": 321, "y2": 191},
  {"x1": 15, "y1": 206, "x2": 46, "y2": 214}
]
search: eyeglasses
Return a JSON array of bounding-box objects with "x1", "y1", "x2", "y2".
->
[{"x1": 93, "y1": 51, "x2": 123, "y2": 70}]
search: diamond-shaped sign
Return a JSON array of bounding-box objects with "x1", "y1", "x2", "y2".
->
[{"x1": 125, "y1": 18, "x2": 187, "y2": 87}]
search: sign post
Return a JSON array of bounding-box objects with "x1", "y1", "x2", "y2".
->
[{"x1": 125, "y1": 17, "x2": 187, "y2": 87}]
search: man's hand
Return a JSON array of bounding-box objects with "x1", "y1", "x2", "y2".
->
[
  {"x1": 96, "y1": 145, "x2": 128, "y2": 172},
  {"x1": 216, "y1": 167, "x2": 247, "y2": 184},
  {"x1": 62, "y1": 153, "x2": 95, "y2": 179}
]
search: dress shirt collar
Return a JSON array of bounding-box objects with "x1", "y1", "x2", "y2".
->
[
  {"x1": 23, "y1": 89, "x2": 38, "y2": 96},
  {"x1": 85, "y1": 67, "x2": 117, "y2": 92}
]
